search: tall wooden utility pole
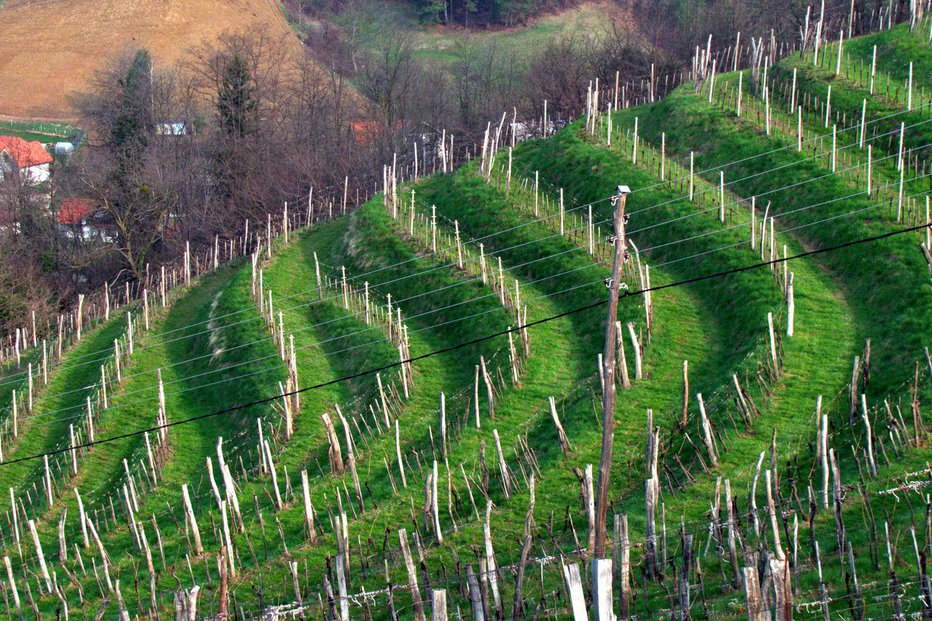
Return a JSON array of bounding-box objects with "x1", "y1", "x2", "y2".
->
[{"x1": 593, "y1": 185, "x2": 630, "y2": 621}]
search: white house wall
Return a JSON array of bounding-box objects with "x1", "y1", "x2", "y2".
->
[{"x1": 23, "y1": 163, "x2": 50, "y2": 185}]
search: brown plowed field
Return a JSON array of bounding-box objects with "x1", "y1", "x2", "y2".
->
[{"x1": 0, "y1": 0, "x2": 305, "y2": 122}]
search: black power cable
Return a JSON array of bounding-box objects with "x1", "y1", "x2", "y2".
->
[{"x1": 1, "y1": 220, "x2": 928, "y2": 468}]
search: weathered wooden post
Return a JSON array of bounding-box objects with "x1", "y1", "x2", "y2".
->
[
  {"x1": 512, "y1": 474, "x2": 535, "y2": 621},
  {"x1": 432, "y1": 589, "x2": 448, "y2": 621},
  {"x1": 548, "y1": 396, "x2": 571, "y2": 455},
  {"x1": 627, "y1": 323, "x2": 642, "y2": 380},
  {"x1": 884, "y1": 522, "x2": 906, "y2": 621},
  {"x1": 678, "y1": 534, "x2": 693, "y2": 619},
  {"x1": 770, "y1": 555, "x2": 792, "y2": 621},
  {"x1": 814, "y1": 542, "x2": 830, "y2": 620},
  {"x1": 395, "y1": 419, "x2": 407, "y2": 488},
  {"x1": 697, "y1": 393, "x2": 718, "y2": 467},
  {"x1": 860, "y1": 394, "x2": 877, "y2": 477},
  {"x1": 743, "y1": 565, "x2": 767, "y2": 621},
  {"x1": 3, "y1": 556, "x2": 22, "y2": 620},
  {"x1": 867, "y1": 145, "x2": 873, "y2": 196},
  {"x1": 76, "y1": 294, "x2": 84, "y2": 341},
  {"x1": 562, "y1": 562, "x2": 588, "y2": 621},
  {"x1": 681, "y1": 360, "x2": 689, "y2": 429},
  {"x1": 322, "y1": 413, "x2": 344, "y2": 474},
  {"x1": 723, "y1": 479, "x2": 741, "y2": 588},
  {"x1": 592, "y1": 184, "x2": 629, "y2": 621},
  {"x1": 173, "y1": 585, "x2": 199, "y2": 621},
  {"x1": 262, "y1": 440, "x2": 284, "y2": 509},
  {"x1": 335, "y1": 552, "x2": 350, "y2": 621},
  {"x1": 181, "y1": 484, "x2": 202, "y2": 555},
  {"x1": 767, "y1": 312, "x2": 779, "y2": 379},
  {"x1": 399, "y1": 529, "x2": 426, "y2": 621},
  {"x1": 483, "y1": 501, "x2": 503, "y2": 617},
  {"x1": 614, "y1": 514, "x2": 631, "y2": 619},
  {"x1": 28, "y1": 520, "x2": 52, "y2": 592},
  {"x1": 689, "y1": 151, "x2": 695, "y2": 200}
]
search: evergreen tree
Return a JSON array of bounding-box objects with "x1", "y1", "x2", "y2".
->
[
  {"x1": 217, "y1": 52, "x2": 258, "y2": 139},
  {"x1": 108, "y1": 49, "x2": 152, "y2": 197}
]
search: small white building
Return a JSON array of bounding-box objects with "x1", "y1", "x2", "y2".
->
[
  {"x1": 0, "y1": 135, "x2": 53, "y2": 185},
  {"x1": 54, "y1": 142, "x2": 75, "y2": 157},
  {"x1": 155, "y1": 121, "x2": 189, "y2": 136}
]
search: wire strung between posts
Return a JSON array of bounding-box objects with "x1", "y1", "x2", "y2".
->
[
  {"x1": 1, "y1": 220, "x2": 927, "y2": 468},
  {"x1": 0, "y1": 197, "x2": 615, "y2": 389},
  {"x1": 524, "y1": 102, "x2": 932, "y2": 221},
  {"x1": 1, "y1": 66, "x2": 927, "y2": 380},
  {"x1": 1, "y1": 242, "x2": 617, "y2": 430},
  {"x1": 7, "y1": 121, "x2": 931, "y2": 436},
  {"x1": 12, "y1": 124, "x2": 920, "y2": 415},
  {"x1": 9, "y1": 170, "x2": 931, "y2": 434},
  {"x1": 4, "y1": 103, "x2": 923, "y2": 388},
  {"x1": 9, "y1": 153, "x2": 930, "y2": 437}
]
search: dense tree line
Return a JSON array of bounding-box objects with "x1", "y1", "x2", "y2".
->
[
  {"x1": 291, "y1": 0, "x2": 573, "y2": 26},
  {"x1": 410, "y1": 0, "x2": 573, "y2": 26}
]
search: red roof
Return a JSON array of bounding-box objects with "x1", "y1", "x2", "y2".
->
[
  {"x1": 58, "y1": 198, "x2": 96, "y2": 225},
  {"x1": 0, "y1": 135, "x2": 53, "y2": 168},
  {"x1": 351, "y1": 120, "x2": 382, "y2": 144}
]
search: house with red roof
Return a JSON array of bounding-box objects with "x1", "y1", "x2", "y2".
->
[
  {"x1": 0, "y1": 136, "x2": 53, "y2": 185},
  {"x1": 57, "y1": 198, "x2": 114, "y2": 241}
]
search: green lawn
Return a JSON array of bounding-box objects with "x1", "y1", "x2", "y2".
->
[
  {"x1": 0, "y1": 119, "x2": 81, "y2": 144},
  {"x1": 336, "y1": 1, "x2": 617, "y2": 65}
]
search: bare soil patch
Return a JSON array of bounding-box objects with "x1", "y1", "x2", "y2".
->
[{"x1": 0, "y1": 0, "x2": 304, "y2": 121}]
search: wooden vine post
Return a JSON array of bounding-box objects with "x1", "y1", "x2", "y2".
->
[{"x1": 593, "y1": 184, "x2": 629, "y2": 621}]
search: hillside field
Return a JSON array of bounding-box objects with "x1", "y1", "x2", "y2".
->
[
  {"x1": 0, "y1": 0, "x2": 304, "y2": 121},
  {"x1": 0, "y1": 15, "x2": 931, "y2": 621},
  {"x1": 331, "y1": 0, "x2": 628, "y2": 64}
]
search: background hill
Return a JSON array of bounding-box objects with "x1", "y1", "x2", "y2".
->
[{"x1": 0, "y1": 0, "x2": 305, "y2": 121}]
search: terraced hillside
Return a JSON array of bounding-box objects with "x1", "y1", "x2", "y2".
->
[{"x1": 0, "y1": 16, "x2": 931, "y2": 621}]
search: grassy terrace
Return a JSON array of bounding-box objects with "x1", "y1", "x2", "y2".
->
[
  {"x1": 511, "y1": 117, "x2": 851, "y2": 510},
  {"x1": 0, "y1": 347, "x2": 40, "y2": 428},
  {"x1": 338, "y1": 167, "x2": 715, "y2": 617},
  {"x1": 602, "y1": 80, "x2": 931, "y2": 614},
  {"x1": 844, "y1": 22, "x2": 932, "y2": 91},
  {"x1": 166, "y1": 201, "x2": 527, "y2": 613},
  {"x1": 769, "y1": 51, "x2": 932, "y2": 155},
  {"x1": 0, "y1": 261, "x2": 285, "y2": 609},
  {"x1": 466, "y1": 73, "x2": 932, "y2": 618},
  {"x1": 644, "y1": 77, "x2": 932, "y2": 395},
  {"x1": 0, "y1": 315, "x2": 125, "y2": 498},
  {"x1": 30, "y1": 265, "x2": 270, "y2": 538},
  {"x1": 23, "y1": 206, "x2": 522, "y2": 615},
  {"x1": 382, "y1": 149, "x2": 798, "y2": 613}
]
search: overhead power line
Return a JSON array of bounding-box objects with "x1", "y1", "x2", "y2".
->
[{"x1": 1, "y1": 220, "x2": 927, "y2": 469}]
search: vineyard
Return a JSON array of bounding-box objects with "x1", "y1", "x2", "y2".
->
[{"x1": 2, "y1": 8, "x2": 932, "y2": 621}]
